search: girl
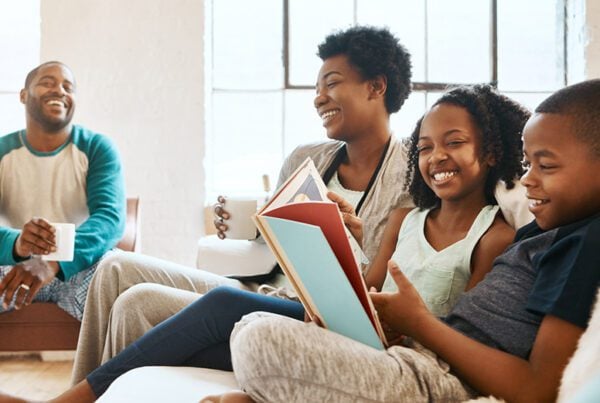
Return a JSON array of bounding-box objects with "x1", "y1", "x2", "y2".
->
[{"x1": 362, "y1": 84, "x2": 529, "y2": 316}]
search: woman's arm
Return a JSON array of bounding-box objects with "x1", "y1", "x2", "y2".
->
[
  {"x1": 466, "y1": 215, "x2": 515, "y2": 290},
  {"x1": 364, "y1": 207, "x2": 411, "y2": 290},
  {"x1": 372, "y1": 263, "x2": 583, "y2": 403}
]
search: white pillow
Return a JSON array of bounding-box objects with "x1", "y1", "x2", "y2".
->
[
  {"x1": 558, "y1": 288, "x2": 600, "y2": 402},
  {"x1": 494, "y1": 181, "x2": 533, "y2": 229}
]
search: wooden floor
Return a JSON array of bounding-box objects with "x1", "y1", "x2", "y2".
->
[{"x1": 0, "y1": 354, "x2": 72, "y2": 400}]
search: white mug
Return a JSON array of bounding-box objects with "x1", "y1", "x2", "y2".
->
[
  {"x1": 42, "y1": 223, "x2": 75, "y2": 262},
  {"x1": 224, "y1": 197, "x2": 258, "y2": 240}
]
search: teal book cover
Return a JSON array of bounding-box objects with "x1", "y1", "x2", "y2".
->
[{"x1": 263, "y1": 214, "x2": 385, "y2": 350}]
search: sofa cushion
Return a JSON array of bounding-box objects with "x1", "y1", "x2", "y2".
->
[{"x1": 196, "y1": 235, "x2": 275, "y2": 277}]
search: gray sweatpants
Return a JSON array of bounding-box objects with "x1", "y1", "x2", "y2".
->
[
  {"x1": 70, "y1": 250, "x2": 250, "y2": 384},
  {"x1": 230, "y1": 312, "x2": 477, "y2": 403}
]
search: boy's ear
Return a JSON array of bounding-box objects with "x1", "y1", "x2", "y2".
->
[
  {"x1": 19, "y1": 89, "x2": 27, "y2": 105},
  {"x1": 368, "y1": 75, "x2": 387, "y2": 100}
]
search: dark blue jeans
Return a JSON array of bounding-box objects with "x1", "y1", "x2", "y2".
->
[{"x1": 87, "y1": 286, "x2": 304, "y2": 397}]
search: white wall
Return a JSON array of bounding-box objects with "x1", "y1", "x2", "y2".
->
[
  {"x1": 586, "y1": 0, "x2": 600, "y2": 77},
  {"x1": 41, "y1": 0, "x2": 205, "y2": 266}
]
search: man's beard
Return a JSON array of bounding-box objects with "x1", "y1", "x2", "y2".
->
[{"x1": 27, "y1": 98, "x2": 73, "y2": 133}]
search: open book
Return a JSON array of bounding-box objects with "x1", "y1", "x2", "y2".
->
[{"x1": 253, "y1": 157, "x2": 388, "y2": 350}]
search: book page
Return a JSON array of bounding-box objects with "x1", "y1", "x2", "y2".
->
[
  {"x1": 260, "y1": 158, "x2": 328, "y2": 213},
  {"x1": 258, "y1": 157, "x2": 365, "y2": 269}
]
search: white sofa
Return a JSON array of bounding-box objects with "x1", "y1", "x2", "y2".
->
[{"x1": 99, "y1": 289, "x2": 600, "y2": 402}]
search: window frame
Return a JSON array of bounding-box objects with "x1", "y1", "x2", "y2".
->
[{"x1": 282, "y1": 0, "x2": 568, "y2": 92}]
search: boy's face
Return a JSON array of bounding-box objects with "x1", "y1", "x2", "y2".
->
[{"x1": 521, "y1": 113, "x2": 600, "y2": 230}]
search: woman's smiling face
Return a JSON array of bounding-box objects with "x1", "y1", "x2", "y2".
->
[{"x1": 313, "y1": 54, "x2": 374, "y2": 142}]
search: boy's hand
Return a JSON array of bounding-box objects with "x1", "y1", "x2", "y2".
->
[
  {"x1": 369, "y1": 260, "x2": 432, "y2": 338},
  {"x1": 327, "y1": 191, "x2": 363, "y2": 246}
]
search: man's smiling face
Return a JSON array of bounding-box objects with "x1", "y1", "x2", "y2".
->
[{"x1": 21, "y1": 63, "x2": 76, "y2": 133}]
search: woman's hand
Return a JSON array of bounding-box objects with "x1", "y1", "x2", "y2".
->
[
  {"x1": 213, "y1": 196, "x2": 230, "y2": 239},
  {"x1": 327, "y1": 191, "x2": 363, "y2": 246},
  {"x1": 369, "y1": 260, "x2": 432, "y2": 338}
]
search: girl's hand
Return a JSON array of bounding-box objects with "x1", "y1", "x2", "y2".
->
[
  {"x1": 369, "y1": 260, "x2": 432, "y2": 338},
  {"x1": 327, "y1": 191, "x2": 363, "y2": 246}
]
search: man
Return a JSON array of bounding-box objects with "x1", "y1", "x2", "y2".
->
[{"x1": 0, "y1": 61, "x2": 126, "y2": 320}]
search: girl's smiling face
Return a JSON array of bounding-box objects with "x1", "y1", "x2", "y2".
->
[{"x1": 417, "y1": 103, "x2": 494, "y2": 204}]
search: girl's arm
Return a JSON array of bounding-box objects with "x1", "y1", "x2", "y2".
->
[
  {"x1": 364, "y1": 207, "x2": 412, "y2": 290},
  {"x1": 372, "y1": 263, "x2": 583, "y2": 403},
  {"x1": 466, "y1": 215, "x2": 515, "y2": 290}
]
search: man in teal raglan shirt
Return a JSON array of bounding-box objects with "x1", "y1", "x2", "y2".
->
[{"x1": 0, "y1": 61, "x2": 125, "y2": 320}]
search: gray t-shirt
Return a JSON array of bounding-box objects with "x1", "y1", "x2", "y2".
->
[
  {"x1": 443, "y1": 228, "x2": 557, "y2": 359},
  {"x1": 444, "y1": 214, "x2": 600, "y2": 359}
]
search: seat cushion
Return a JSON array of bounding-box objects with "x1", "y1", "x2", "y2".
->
[
  {"x1": 196, "y1": 235, "x2": 275, "y2": 277},
  {"x1": 98, "y1": 367, "x2": 238, "y2": 402}
]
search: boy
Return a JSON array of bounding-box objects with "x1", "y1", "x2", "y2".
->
[{"x1": 221, "y1": 79, "x2": 600, "y2": 402}]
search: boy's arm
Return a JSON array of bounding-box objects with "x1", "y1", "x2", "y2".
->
[
  {"x1": 364, "y1": 207, "x2": 411, "y2": 290},
  {"x1": 372, "y1": 263, "x2": 582, "y2": 403}
]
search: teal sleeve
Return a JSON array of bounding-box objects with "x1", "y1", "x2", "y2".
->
[
  {"x1": 58, "y1": 134, "x2": 126, "y2": 280},
  {"x1": 0, "y1": 228, "x2": 23, "y2": 265},
  {"x1": 0, "y1": 131, "x2": 26, "y2": 265}
]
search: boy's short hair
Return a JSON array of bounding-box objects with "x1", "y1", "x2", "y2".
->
[
  {"x1": 535, "y1": 79, "x2": 600, "y2": 158},
  {"x1": 317, "y1": 26, "x2": 412, "y2": 114}
]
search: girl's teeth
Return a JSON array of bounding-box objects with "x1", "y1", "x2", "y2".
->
[{"x1": 433, "y1": 172, "x2": 456, "y2": 181}]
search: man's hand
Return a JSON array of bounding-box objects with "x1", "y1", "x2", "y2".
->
[
  {"x1": 13, "y1": 218, "x2": 56, "y2": 258},
  {"x1": 213, "y1": 195, "x2": 231, "y2": 239},
  {"x1": 327, "y1": 191, "x2": 363, "y2": 246},
  {"x1": 0, "y1": 260, "x2": 60, "y2": 309},
  {"x1": 369, "y1": 260, "x2": 432, "y2": 338}
]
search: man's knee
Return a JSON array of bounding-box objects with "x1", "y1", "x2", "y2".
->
[{"x1": 93, "y1": 250, "x2": 129, "y2": 281}]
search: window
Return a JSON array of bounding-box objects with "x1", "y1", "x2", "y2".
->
[
  {"x1": 0, "y1": 0, "x2": 40, "y2": 134},
  {"x1": 205, "y1": 0, "x2": 566, "y2": 201}
]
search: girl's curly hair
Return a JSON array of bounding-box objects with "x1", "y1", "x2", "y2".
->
[{"x1": 406, "y1": 84, "x2": 530, "y2": 209}]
